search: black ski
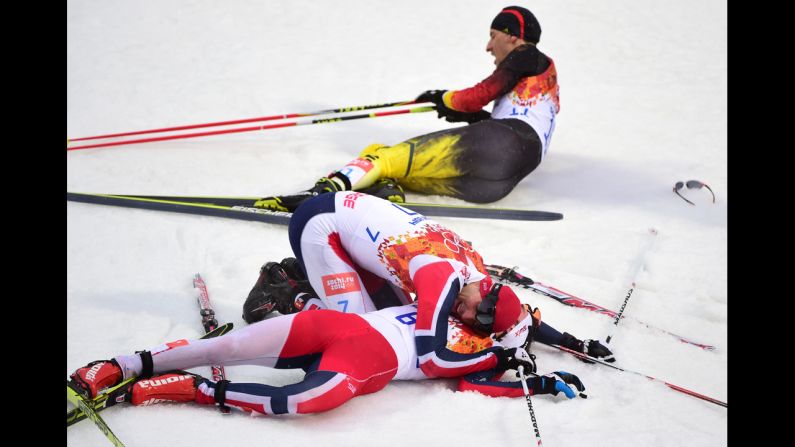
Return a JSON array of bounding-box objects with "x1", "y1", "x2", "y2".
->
[
  {"x1": 67, "y1": 192, "x2": 563, "y2": 222},
  {"x1": 67, "y1": 192, "x2": 292, "y2": 225},
  {"x1": 67, "y1": 322, "x2": 234, "y2": 426}
]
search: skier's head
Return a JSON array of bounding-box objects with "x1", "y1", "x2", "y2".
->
[
  {"x1": 490, "y1": 6, "x2": 541, "y2": 44},
  {"x1": 473, "y1": 282, "x2": 524, "y2": 334},
  {"x1": 487, "y1": 6, "x2": 541, "y2": 66},
  {"x1": 453, "y1": 278, "x2": 525, "y2": 335}
]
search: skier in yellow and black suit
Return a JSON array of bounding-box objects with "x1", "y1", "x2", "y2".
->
[{"x1": 256, "y1": 6, "x2": 559, "y2": 211}]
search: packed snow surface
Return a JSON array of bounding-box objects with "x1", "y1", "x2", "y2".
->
[{"x1": 68, "y1": 1, "x2": 727, "y2": 445}]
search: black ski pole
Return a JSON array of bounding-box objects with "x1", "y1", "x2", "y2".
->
[{"x1": 605, "y1": 228, "x2": 658, "y2": 345}]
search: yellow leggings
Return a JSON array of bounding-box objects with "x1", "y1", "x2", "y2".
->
[{"x1": 341, "y1": 119, "x2": 542, "y2": 203}]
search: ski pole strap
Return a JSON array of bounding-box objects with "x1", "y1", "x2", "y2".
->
[{"x1": 214, "y1": 379, "x2": 231, "y2": 412}]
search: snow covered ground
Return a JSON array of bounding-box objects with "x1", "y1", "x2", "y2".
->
[{"x1": 67, "y1": 1, "x2": 727, "y2": 446}]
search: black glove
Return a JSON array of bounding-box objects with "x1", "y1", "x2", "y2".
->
[
  {"x1": 561, "y1": 332, "x2": 615, "y2": 363},
  {"x1": 415, "y1": 89, "x2": 491, "y2": 124},
  {"x1": 416, "y1": 89, "x2": 446, "y2": 105},
  {"x1": 532, "y1": 371, "x2": 586, "y2": 399},
  {"x1": 494, "y1": 347, "x2": 537, "y2": 374}
]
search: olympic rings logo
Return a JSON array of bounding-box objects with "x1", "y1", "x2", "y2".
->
[{"x1": 442, "y1": 231, "x2": 474, "y2": 254}]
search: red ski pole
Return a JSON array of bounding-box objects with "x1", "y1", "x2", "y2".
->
[
  {"x1": 68, "y1": 100, "x2": 419, "y2": 143},
  {"x1": 66, "y1": 105, "x2": 434, "y2": 151},
  {"x1": 549, "y1": 343, "x2": 726, "y2": 408}
]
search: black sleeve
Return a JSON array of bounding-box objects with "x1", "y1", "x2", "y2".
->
[{"x1": 534, "y1": 320, "x2": 567, "y2": 346}]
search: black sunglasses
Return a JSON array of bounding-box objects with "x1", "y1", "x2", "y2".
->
[
  {"x1": 673, "y1": 180, "x2": 715, "y2": 205},
  {"x1": 474, "y1": 283, "x2": 501, "y2": 334}
]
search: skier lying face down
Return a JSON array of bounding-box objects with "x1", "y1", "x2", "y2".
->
[{"x1": 68, "y1": 295, "x2": 585, "y2": 416}]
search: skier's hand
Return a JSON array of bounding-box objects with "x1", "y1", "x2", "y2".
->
[
  {"x1": 533, "y1": 371, "x2": 586, "y2": 399},
  {"x1": 562, "y1": 332, "x2": 615, "y2": 363},
  {"x1": 583, "y1": 339, "x2": 615, "y2": 363},
  {"x1": 416, "y1": 90, "x2": 490, "y2": 123},
  {"x1": 495, "y1": 347, "x2": 537, "y2": 374},
  {"x1": 415, "y1": 89, "x2": 446, "y2": 105},
  {"x1": 416, "y1": 89, "x2": 456, "y2": 121}
]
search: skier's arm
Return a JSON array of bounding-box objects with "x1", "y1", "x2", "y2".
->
[
  {"x1": 411, "y1": 255, "x2": 502, "y2": 378},
  {"x1": 443, "y1": 45, "x2": 545, "y2": 112},
  {"x1": 458, "y1": 369, "x2": 586, "y2": 399},
  {"x1": 442, "y1": 67, "x2": 519, "y2": 113}
]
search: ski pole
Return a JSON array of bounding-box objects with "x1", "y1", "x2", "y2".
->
[
  {"x1": 517, "y1": 366, "x2": 544, "y2": 446},
  {"x1": 68, "y1": 100, "x2": 420, "y2": 143},
  {"x1": 548, "y1": 343, "x2": 726, "y2": 408},
  {"x1": 66, "y1": 105, "x2": 435, "y2": 151},
  {"x1": 485, "y1": 264, "x2": 715, "y2": 351},
  {"x1": 605, "y1": 227, "x2": 658, "y2": 345}
]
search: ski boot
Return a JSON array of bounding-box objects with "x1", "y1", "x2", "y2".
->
[
  {"x1": 253, "y1": 174, "x2": 348, "y2": 212},
  {"x1": 130, "y1": 371, "x2": 205, "y2": 406},
  {"x1": 69, "y1": 359, "x2": 125, "y2": 398}
]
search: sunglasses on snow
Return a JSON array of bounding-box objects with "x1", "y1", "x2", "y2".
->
[{"x1": 673, "y1": 180, "x2": 715, "y2": 205}]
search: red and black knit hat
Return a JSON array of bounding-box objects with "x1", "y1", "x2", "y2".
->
[
  {"x1": 490, "y1": 6, "x2": 541, "y2": 44},
  {"x1": 475, "y1": 280, "x2": 523, "y2": 334}
]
